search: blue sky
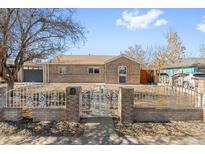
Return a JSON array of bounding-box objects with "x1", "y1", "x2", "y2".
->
[{"x1": 68, "y1": 8, "x2": 205, "y2": 57}]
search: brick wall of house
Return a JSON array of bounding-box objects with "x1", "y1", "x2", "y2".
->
[
  {"x1": 48, "y1": 64, "x2": 105, "y2": 83},
  {"x1": 105, "y1": 57, "x2": 140, "y2": 84},
  {"x1": 47, "y1": 56, "x2": 140, "y2": 84}
]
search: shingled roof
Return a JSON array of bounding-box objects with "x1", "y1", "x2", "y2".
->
[
  {"x1": 49, "y1": 55, "x2": 117, "y2": 64},
  {"x1": 163, "y1": 57, "x2": 205, "y2": 69}
]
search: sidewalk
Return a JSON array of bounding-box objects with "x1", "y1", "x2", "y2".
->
[{"x1": 1, "y1": 117, "x2": 205, "y2": 144}]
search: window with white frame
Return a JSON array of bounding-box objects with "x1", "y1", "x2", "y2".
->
[
  {"x1": 118, "y1": 66, "x2": 127, "y2": 83},
  {"x1": 88, "y1": 67, "x2": 100, "y2": 74},
  {"x1": 58, "y1": 66, "x2": 66, "y2": 75}
]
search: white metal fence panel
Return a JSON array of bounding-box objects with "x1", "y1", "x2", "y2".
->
[
  {"x1": 134, "y1": 85, "x2": 204, "y2": 108},
  {"x1": 5, "y1": 85, "x2": 66, "y2": 108}
]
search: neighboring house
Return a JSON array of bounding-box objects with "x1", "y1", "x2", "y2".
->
[
  {"x1": 161, "y1": 57, "x2": 205, "y2": 76},
  {"x1": 17, "y1": 54, "x2": 141, "y2": 84}
]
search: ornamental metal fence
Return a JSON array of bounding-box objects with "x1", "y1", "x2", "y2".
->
[
  {"x1": 1, "y1": 83, "x2": 204, "y2": 110},
  {"x1": 134, "y1": 84, "x2": 204, "y2": 109},
  {"x1": 5, "y1": 84, "x2": 66, "y2": 108},
  {"x1": 80, "y1": 84, "x2": 119, "y2": 117}
]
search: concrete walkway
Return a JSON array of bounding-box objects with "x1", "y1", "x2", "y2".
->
[{"x1": 71, "y1": 117, "x2": 137, "y2": 145}]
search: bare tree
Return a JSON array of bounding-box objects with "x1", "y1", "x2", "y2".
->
[
  {"x1": 151, "y1": 46, "x2": 167, "y2": 71},
  {"x1": 200, "y1": 43, "x2": 205, "y2": 57},
  {"x1": 122, "y1": 44, "x2": 153, "y2": 68},
  {"x1": 150, "y1": 30, "x2": 186, "y2": 69},
  {"x1": 164, "y1": 30, "x2": 186, "y2": 64},
  {"x1": 0, "y1": 9, "x2": 85, "y2": 90}
]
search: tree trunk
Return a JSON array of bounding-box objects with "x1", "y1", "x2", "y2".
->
[
  {"x1": 6, "y1": 80, "x2": 15, "y2": 106},
  {"x1": 7, "y1": 80, "x2": 14, "y2": 91}
]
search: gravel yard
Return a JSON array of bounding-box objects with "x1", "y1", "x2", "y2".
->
[
  {"x1": 0, "y1": 119, "x2": 205, "y2": 144},
  {"x1": 0, "y1": 119, "x2": 85, "y2": 137},
  {"x1": 115, "y1": 120, "x2": 205, "y2": 137}
]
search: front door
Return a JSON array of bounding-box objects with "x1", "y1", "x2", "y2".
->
[{"x1": 118, "y1": 66, "x2": 127, "y2": 83}]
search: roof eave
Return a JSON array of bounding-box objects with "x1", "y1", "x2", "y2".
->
[{"x1": 104, "y1": 54, "x2": 140, "y2": 64}]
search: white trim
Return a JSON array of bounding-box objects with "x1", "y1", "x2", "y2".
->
[
  {"x1": 23, "y1": 65, "x2": 43, "y2": 70},
  {"x1": 87, "y1": 67, "x2": 100, "y2": 74},
  {"x1": 48, "y1": 64, "x2": 50, "y2": 83},
  {"x1": 58, "y1": 66, "x2": 66, "y2": 75},
  {"x1": 105, "y1": 54, "x2": 140, "y2": 64},
  {"x1": 17, "y1": 68, "x2": 22, "y2": 82},
  {"x1": 118, "y1": 65, "x2": 127, "y2": 84},
  {"x1": 47, "y1": 62, "x2": 105, "y2": 65},
  {"x1": 44, "y1": 64, "x2": 46, "y2": 83},
  {"x1": 43, "y1": 65, "x2": 45, "y2": 83},
  {"x1": 23, "y1": 63, "x2": 45, "y2": 66}
]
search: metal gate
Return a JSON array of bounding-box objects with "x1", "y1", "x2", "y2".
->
[{"x1": 80, "y1": 85, "x2": 119, "y2": 117}]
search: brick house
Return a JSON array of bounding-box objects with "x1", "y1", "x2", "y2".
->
[{"x1": 17, "y1": 54, "x2": 140, "y2": 84}]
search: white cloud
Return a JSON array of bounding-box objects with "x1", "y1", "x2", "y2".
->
[
  {"x1": 154, "y1": 19, "x2": 168, "y2": 27},
  {"x1": 116, "y1": 9, "x2": 167, "y2": 30},
  {"x1": 197, "y1": 16, "x2": 205, "y2": 32}
]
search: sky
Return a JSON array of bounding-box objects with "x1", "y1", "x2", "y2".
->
[{"x1": 67, "y1": 8, "x2": 205, "y2": 57}]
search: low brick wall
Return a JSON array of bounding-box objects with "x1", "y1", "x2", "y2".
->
[
  {"x1": 32, "y1": 108, "x2": 67, "y2": 121},
  {"x1": 134, "y1": 107, "x2": 204, "y2": 122},
  {"x1": 1, "y1": 108, "x2": 22, "y2": 121}
]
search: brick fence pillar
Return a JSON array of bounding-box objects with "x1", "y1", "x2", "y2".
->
[
  {"x1": 66, "y1": 86, "x2": 81, "y2": 122},
  {"x1": 119, "y1": 87, "x2": 134, "y2": 125}
]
